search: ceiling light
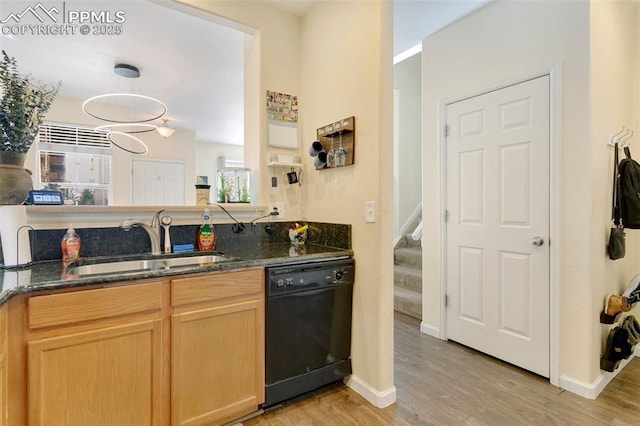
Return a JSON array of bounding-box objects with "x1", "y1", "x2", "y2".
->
[
  {"x1": 157, "y1": 118, "x2": 176, "y2": 138},
  {"x1": 95, "y1": 123, "x2": 158, "y2": 134},
  {"x1": 82, "y1": 63, "x2": 167, "y2": 124},
  {"x1": 106, "y1": 131, "x2": 149, "y2": 155}
]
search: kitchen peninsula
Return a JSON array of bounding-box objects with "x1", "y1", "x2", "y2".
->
[{"x1": 0, "y1": 205, "x2": 352, "y2": 425}]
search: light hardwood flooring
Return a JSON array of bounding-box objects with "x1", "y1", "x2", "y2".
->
[{"x1": 245, "y1": 312, "x2": 640, "y2": 425}]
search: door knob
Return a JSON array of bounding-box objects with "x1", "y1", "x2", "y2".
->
[{"x1": 531, "y1": 237, "x2": 544, "y2": 247}]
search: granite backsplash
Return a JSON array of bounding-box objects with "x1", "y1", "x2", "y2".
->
[{"x1": 0, "y1": 221, "x2": 351, "y2": 265}]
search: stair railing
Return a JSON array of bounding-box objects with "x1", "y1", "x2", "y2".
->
[{"x1": 411, "y1": 220, "x2": 422, "y2": 242}]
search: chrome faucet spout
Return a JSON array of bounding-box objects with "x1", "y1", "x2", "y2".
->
[
  {"x1": 151, "y1": 208, "x2": 165, "y2": 229},
  {"x1": 120, "y1": 210, "x2": 165, "y2": 256}
]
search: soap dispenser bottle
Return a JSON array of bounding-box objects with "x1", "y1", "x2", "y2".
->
[
  {"x1": 61, "y1": 227, "x2": 81, "y2": 263},
  {"x1": 197, "y1": 209, "x2": 216, "y2": 252}
]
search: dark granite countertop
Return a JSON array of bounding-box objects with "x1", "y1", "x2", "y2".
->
[{"x1": 0, "y1": 243, "x2": 353, "y2": 306}]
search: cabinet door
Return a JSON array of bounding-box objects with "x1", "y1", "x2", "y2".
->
[
  {"x1": 0, "y1": 305, "x2": 7, "y2": 426},
  {"x1": 28, "y1": 320, "x2": 162, "y2": 426},
  {"x1": 172, "y1": 299, "x2": 264, "y2": 426}
]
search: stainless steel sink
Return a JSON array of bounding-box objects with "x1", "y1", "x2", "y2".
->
[
  {"x1": 65, "y1": 255, "x2": 233, "y2": 277},
  {"x1": 161, "y1": 255, "x2": 230, "y2": 268}
]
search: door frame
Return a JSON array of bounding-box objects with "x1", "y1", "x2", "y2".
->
[{"x1": 438, "y1": 66, "x2": 560, "y2": 386}]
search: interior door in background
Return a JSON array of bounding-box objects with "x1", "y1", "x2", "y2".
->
[
  {"x1": 132, "y1": 160, "x2": 185, "y2": 205},
  {"x1": 445, "y1": 76, "x2": 550, "y2": 377}
]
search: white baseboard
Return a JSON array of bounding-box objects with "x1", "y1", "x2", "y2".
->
[
  {"x1": 559, "y1": 349, "x2": 640, "y2": 399},
  {"x1": 344, "y1": 375, "x2": 396, "y2": 408},
  {"x1": 420, "y1": 321, "x2": 442, "y2": 339},
  {"x1": 558, "y1": 374, "x2": 603, "y2": 400}
]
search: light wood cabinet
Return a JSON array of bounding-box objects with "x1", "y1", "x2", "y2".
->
[
  {"x1": 171, "y1": 268, "x2": 264, "y2": 426},
  {"x1": 3, "y1": 267, "x2": 264, "y2": 426},
  {"x1": 26, "y1": 282, "x2": 164, "y2": 426},
  {"x1": 0, "y1": 305, "x2": 7, "y2": 426}
]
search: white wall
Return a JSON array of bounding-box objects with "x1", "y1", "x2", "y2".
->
[
  {"x1": 195, "y1": 141, "x2": 244, "y2": 180},
  {"x1": 393, "y1": 53, "x2": 422, "y2": 236},
  {"x1": 422, "y1": 0, "x2": 640, "y2": 395}
]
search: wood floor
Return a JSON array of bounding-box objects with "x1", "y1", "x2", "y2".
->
[{"x1": 245, "y1": 312, "x2": 640, "y2": 425}]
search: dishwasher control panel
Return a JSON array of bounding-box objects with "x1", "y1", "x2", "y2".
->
[{"x1": 266, "y1": 259, "x2": 354, "y2": 296}]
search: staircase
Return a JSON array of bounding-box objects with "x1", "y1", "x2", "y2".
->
[{"x1": 394, "y1": 227, "x2": 422, "y2": 320}]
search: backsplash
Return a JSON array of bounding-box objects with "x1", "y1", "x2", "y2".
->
[{"x1": 0, "y1": 221, "x2": 351, "y2": 264}]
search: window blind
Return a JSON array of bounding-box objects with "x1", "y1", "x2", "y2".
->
[{"x1": 38, "y1": 122, "x2": 111, "y2": 150}]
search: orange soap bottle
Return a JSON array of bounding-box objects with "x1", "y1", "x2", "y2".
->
[
  {"x1": 197, "y1": 209, "x2": 216, "y2": 252},
  {"x1": 61, "y1": 227, "x2": 81, "y2": 262}
]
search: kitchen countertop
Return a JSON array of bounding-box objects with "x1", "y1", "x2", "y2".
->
[{"x1": 0, "y1": 243, "x2": 353, "y2": 306}]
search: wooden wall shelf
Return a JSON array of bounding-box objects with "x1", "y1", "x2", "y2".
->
[{"x1": 316, "y1": 116, "x2": 355, "y2": 169}]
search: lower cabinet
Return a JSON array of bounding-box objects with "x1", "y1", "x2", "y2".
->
[
  {"x1": 0, "y1": 305, "x2": 7, "y2": 426},
  {"x1": 15, "y1": 267, "x2": 264, "y2": 426},
  {"x1": 28, "y1": 320, "x2": 163, "y2": 425},
  {"x1": 26, "y1": 282, "x2": 164, "y2": 426},
  {"x1": 171, "y1": 268, "x2": 264, "y2": 426}
]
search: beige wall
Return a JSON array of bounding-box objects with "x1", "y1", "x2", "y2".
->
[
  {"x1": 178, "y1": 0, "x2": 395, "y2": 406},
  {"x1": 177, "y1": 0, "x2": 303, "y2": 214},
  {"x1": 300, "y1": 0, "x2": 395, "y2": 403},
  {"x1": 591, "y1": 0, "x2": 640, "y2": 382},
  {"x1": 422, "y1": 0, "x2": 640, "y2": 395}
]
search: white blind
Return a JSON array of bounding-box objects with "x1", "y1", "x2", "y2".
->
[{"x1": 38, "y1": 122, "x2": 111, "y2": 150}]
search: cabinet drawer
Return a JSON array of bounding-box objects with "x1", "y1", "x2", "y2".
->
[
  {"x1": 28, "y1": 282, "x2": 162, "y2": 329},
  {"x1": 171, "y1": 268, "x2": 263, "y2": 307}
]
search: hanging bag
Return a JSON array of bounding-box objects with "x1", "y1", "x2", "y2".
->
[
  {"x1": 617, "y1": 146, "x2": 640, "y2": 228},
  {"x1": 608, "y1": 142, "x2": 625, "y2": 260}
]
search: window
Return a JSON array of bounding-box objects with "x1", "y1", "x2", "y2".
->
[{"x1": 37, "y1": 122, "x2": 112, "y2": 205}]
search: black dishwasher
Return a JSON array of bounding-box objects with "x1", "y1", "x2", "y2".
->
[{"x1": 264, "y1": 258, "x2": 354, "y2": 408}]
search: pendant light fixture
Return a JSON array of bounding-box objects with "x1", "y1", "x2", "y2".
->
[
  {"x1": 82, "y1": 63, "x2": 167, "y2": 154},
  {"x1": 82, "y1": 64, "x2": 166, "y2": 125},
  {"x1": 157, "y1": 118, "x2": 176, "y2": 138}
]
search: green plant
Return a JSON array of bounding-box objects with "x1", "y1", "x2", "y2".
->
[
  {"x1": 0, "y1": 50, "x2": 60, "y2": 153},
  {"x1": 78, "y1": 188, "x2": 95, "y2": 205},
  {"x1": 42, "y1": 183, "x2": 60, "y2": 191},
  {"x1": 240, "y1": 185, "x2": 249, "y2": 203},
  {"x1": 218, "y1": 173, "x2": 227, "y2": 202}
]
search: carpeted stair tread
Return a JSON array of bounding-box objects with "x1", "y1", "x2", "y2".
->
[
  {"x1": 398, "y1": 234, "x2": 422, "y2": 249},
  {"x1": 394, "y1": 285, "x2": 422, "y2": 319},
  {"x1": 394, "y1": 247, "x2": 422, "y2": 268},
  {"x1": 394, "y1": 264, "x2": 422, "y2": 292},
  {"x1": 394, "y1": 230, "x2": 422, "y2": 320}
]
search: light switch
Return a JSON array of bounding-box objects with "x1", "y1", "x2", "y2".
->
[{"x1": 365, "y1": 201, "x2": 376, "y2": 223}]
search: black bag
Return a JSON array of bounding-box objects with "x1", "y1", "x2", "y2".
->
[
  {"x1": 608, "y1": 227, "x2": 625, "y2": 260},
  {"x1": 609, "y1": 143, "x2": 625, "y2": 260},
  {"x1": 618, "y1": 146, "x2": 640, "y2": 228}
]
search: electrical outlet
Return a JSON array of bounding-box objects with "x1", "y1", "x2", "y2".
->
[{"x1": 268, "y1": 202, "x2": 285, "y2": 218}]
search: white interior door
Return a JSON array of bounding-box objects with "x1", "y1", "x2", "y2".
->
[
  {"x1": 445, "y1": 76, "x2": 550, "y2": 377},
  {"x1": 131, "y1": 160, "x2": 185, "y2": 205}
]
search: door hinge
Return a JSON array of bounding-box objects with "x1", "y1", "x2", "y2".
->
[
  {"x1": 444, "y1": 124, "x2": 449, "y2": 137},
  {"x1": 445, "y1": 294, "x2": 449, "y2": 307},
  {"x1": 444, "y1": 210, "x2": 449, "y2": 222}
]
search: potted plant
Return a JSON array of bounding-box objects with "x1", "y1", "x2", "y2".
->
[{"x1": 0, "y1": 50, "x2": 60, "y2": 204}]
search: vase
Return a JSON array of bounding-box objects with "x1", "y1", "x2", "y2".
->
[{"x1": 0, "y1": 152, "x2": 33, "y2": 205}]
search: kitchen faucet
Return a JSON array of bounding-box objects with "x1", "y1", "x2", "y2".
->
[{"x1": 120, "y1": 208, "x2": 165, "y2": 255}]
